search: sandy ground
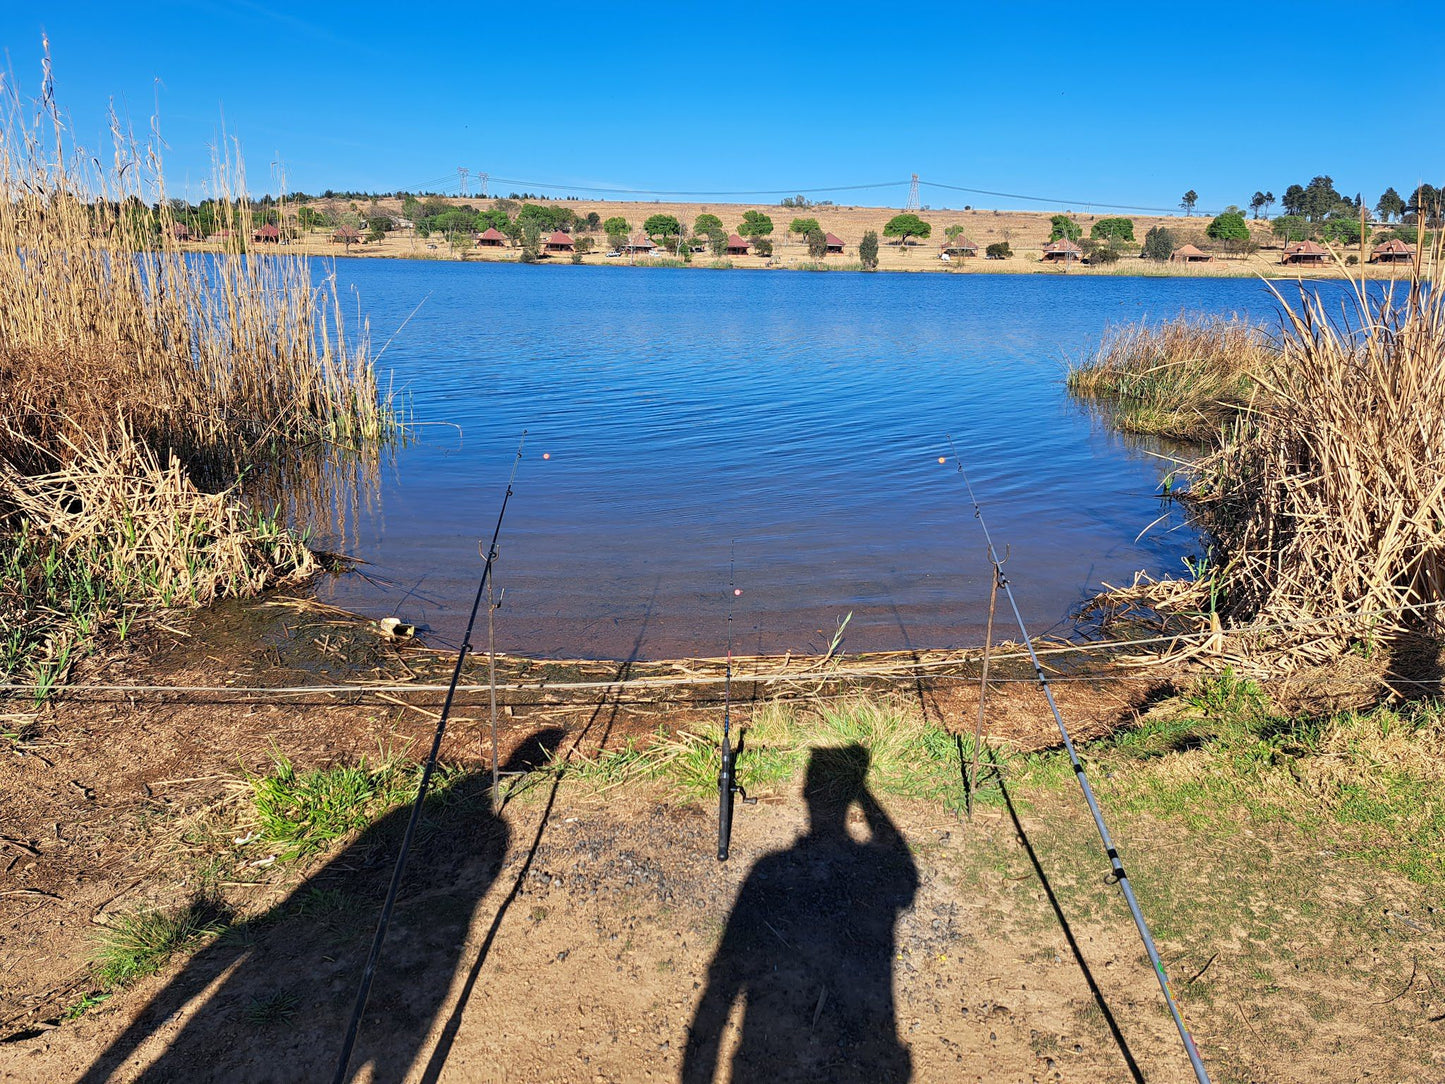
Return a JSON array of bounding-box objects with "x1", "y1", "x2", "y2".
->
[
  {"x1": 214, "y1": 197, "x2": 1404, "y2": 279},
  {"x1": 0, "y1": 602, "x2": 1438, "y2": 1083}
]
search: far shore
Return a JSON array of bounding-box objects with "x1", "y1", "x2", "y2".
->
[{"x1": 210, "y1": 197, "x2": 1415, "y2": 280}]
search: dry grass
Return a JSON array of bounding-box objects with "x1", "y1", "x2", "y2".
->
[{"x1": 1068, "y1": 314, "x2": 1271, "y2": 440}]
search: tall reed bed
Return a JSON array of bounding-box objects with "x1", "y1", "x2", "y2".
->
[
  {"x1": 0, "y1": 60, "x2": 395, "y2": 473},
  {"x1": 1068, "y1": 314, "x2": 1271, "y2": 441},
  {"x1": 0, "y1": 48, "x2": 396, "y2": 692},
  {"x1": 1094, "y1": 250, "x2": 1445, "y2": 662},
  {"x1": 1191, "y1": 265, "x2": 1445, "y2": 653}
]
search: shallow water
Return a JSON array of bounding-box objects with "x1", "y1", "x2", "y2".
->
[{"x1": 303, "y1": 263, "x2": 1332, "y2": 660}]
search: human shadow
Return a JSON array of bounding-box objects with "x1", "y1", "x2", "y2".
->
[
  {"x1": 79, "y1": 728, "x2": 564, "y2": 1084},
  {"x1": 682, "y1": 745, "x2": 919, "y2": 1084}
]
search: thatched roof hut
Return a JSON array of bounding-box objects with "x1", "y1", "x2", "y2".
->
[
  {"x1": 725, "y1": 233, "x2": 750, "y2": 255},
  {"x1": 1369, "y1": 238, "x2": 1415, "y2": 264},
  {"x1": 1041, "y1": 238, "x2": 1082, "y2": 262},
  {"x1": 824, "y1": 232, "x2": 845, "y2": 254},
  {"x1": 941, "y1": 236, "x2": 978, "y2": 256},
  {"x1": 477, "y1": 226, "x2": 508, "y2": 247},
  {"x1": 1281, "y1": 240, "x2": 1328, "y2": 265},
  {"x1": 544, "y1": 230, "x2": 574, "y2": 252},
  {"x1": 1170, "y1": 243, "x2": 1212, "y2": 263}
]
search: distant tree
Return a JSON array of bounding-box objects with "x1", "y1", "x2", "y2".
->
[
  {"x1": 806, "y1": 228, "x2": 828, "y2": 258},
  {"x1": 603, "y1": 216, "x2": 630, "y2": 237},
  {"x1": 883, "y1": 213, "x2": 931, "y2": 245},
  {"x1": 1262, "y1": 191, "x2": 1275, "y2": 217},
  {"x1": 1407, "y1": 183, "x2": 1442, "y2": 227},
  {"x1": 1140, "y1": 225, "x2": 1176, "y2": 261},
  {"x1": 1302, "y1": 175, "x2": 1343, "y2": 221},
  {"x1": 421, "y1": 196, "x2": 451, "y2": 219},
  {"x1": 1270, "y1": 215, "x2": 1312, "y2": 243},
  {"x1": 1249, "y1": 191, "x2": 1268, "y2": 219},
  {"x1": 1320, "y1": 216, "x2": 1366, "y2": 245},
  {"x1": 1375, "y1": 187, "x2": 1406, "y2": 223},
  {"x1": 401, "y1": 195, "x2": 422, "y2": 222},
  {"x1": 333, "y1": 224, "x2": 361, "y2": 252},
  {"x1": 519, "y1": 221, "x2": 542, "y2": 263},
  {"x1": 1206, "y1": 210, "x2": 1249, "y2": 242},
  {"x1": 707, "y1": 227, "x2": 728, "y2": 257},
  {"x1": 752, "y1": 237, "x2": 774, "y2": 257},
  {"x1": 780, "y1": 195, "x2": 812, "y2": 209},
  {"x1": 574, "y1": 235, "x2": 595, "y2": 255},
  {"x1": 789, "y1": 216, "x2": 821, "y2": 239},
  {"x1": 739, "y1": 210, "x2": 774, "y2": 238},
  {"x1": 297, "y1": 206, "x2": 326, "y2": 230},
  {"x1": 1280, "y1": 184, "x2": 1307, "y2": 217},
  {"x1": 1048, "y1": 214, "x2": 1082, "y2": 242},
  {"x1": 1090, "y1": 216, "x2": 1134, "y2": 241},
  {"x1": 644, "y1": 214, "x2": 683, "y2": 249},
  {"x1": 606, "y1": 230, "x2": 628, "y2": 253},
  {"x1": 584, "y1": 211, "x2": 602, "y2": 231},
  {"x1": 694, "y1": 213, "x2": 724, "y2": 236},
  {"x1": 944, "y1": 224, "x2": 966, "y2": 241},
  {"x1": 985, "y1": 241, "x2": 1012, "y2": 259},
  {"x1": 493, "y1": 198, "x2": 520, "y2": 215},
  {"x1": 366, "y1": 214, "x2": 394, "y2": 240},
  {"x1": 1180, "y1": 190, "x2": 1198, "y2": 216},
  {"x1": 859, "y1": 229, "x2": 880, "y2": 270},
  {"x1": 1206, "y1": 210, "x2": 1250, "y2": 254}
]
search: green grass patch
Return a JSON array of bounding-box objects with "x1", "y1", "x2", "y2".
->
[
  {"x1": 565, "y1": 696, "x2": 969, "y2": 810},
  {"x1": 245, "y1": 753, "x2": 441, "y2": 861},
  {"x1": 93, "y1": 897, "x2": 232, "y2": 990}
]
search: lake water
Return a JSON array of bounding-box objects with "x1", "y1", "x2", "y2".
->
[{"x1": 304, "y1": 263, "x2": 1321, "y2": 660}]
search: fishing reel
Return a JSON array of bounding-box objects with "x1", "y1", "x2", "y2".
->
[{"x1": 716, "y1": 732, "x2": 756, "y2": 862}]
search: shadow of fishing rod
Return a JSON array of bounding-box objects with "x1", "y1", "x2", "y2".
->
[
  {"x1": 981, "y1": 745, "x2": 1146, "y2": 1084},
  {"x1": 417, "y1": 580, "x2": 659, "y2": 1082}
]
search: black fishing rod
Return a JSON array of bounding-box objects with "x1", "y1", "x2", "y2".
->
[
  {"x1": 717, "y1": 544, "x2": 754, "y2": 861},
  {"x1": 331, "y1": 431, "x2": 526, "y2": 1084},
  {"x1": 944, "y1": 435, "x2": 1213, "y2": 1084}
]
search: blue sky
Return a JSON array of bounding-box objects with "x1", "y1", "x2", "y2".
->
[{"x1": 4, "y1": 1, "x2": 1442, "y2": 214}]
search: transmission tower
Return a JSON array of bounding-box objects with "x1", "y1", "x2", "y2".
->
[
  {"x1": 478, "y1": 171, "x2": 489, "y2": 198},
  {"x1": 458, "y1": 166, "x2": 470, "y2": 197},
  {"x1": 904, "y1": 173, "x2": 920, "y2": 213}
]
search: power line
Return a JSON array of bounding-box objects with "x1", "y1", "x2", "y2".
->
[{"x1": 920, "y1": 179, "x2": 1194, "y2": 215}]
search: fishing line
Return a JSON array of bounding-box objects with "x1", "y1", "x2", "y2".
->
[
  {"x1": 331, "y1": 431, "x2": 526, "y2": 1084},
  {"x1": 945, "y1": 434, "x2": 1213, "y2": 1084}
]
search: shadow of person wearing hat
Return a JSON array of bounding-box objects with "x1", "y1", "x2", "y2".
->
[{"x1": 683, "y1": 743, "x2": 919, "y2": 1083}]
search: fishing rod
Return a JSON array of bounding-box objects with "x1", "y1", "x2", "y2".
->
[
  {"x1": 944, "y1": 435, "x2": 1213, "y2": 1084},
  {"x1": 331, "y1": 431, "x2": 526, "y2": 1084},
  {"x1": 717, "y1": 544, "x2": 755, "y2": 861}
]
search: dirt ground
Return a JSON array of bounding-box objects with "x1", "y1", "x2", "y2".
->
[
  {"x1": 1, "y1": 601, "x2": 1438, "y2": 1083},
  {"x1": 211, "y1": 196, "x2": 1400, "y2": 280}
]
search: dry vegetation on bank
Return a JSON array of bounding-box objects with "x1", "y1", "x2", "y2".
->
[
  {"x1": 0, "y1": 60, "x2": 394, "y2": 696},
  {"x1": 1073, "y1": 249, "x2": 1445, "y2": 668}
]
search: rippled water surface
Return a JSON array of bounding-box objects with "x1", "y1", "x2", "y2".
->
[{"x1": 308, "y1": 264, "x2": 1303, "y2": 659}]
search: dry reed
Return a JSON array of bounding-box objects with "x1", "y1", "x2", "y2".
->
[
  {"x1": 0, "y1": 44, "x2": 395, "y2": 475},
  {"x1": 1097, "y1": 246, "x2": 1445, "y2": 664},
  {"x1": 0, "y1": 46, "x2": 392, "y2": 690}
]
